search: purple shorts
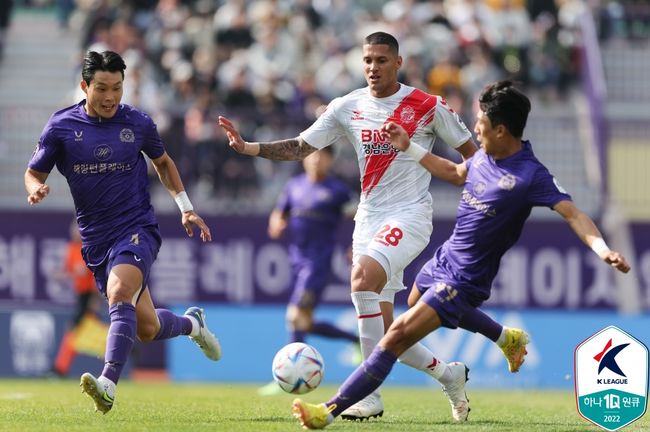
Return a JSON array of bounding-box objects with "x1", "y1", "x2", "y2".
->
[
  {"x1": 82, "y1": 226, "x2": 161, "y2": 301},
  {"x1": 414, "y1": 252, "x2": 487, "y2": 329},
  {"x1": 288, "y1": 253, "x2": 332, "y2": 309}
]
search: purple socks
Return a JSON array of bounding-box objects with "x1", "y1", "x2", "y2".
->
[
  {"x1": 327, "y1": 347, "x2": 397, "y2": 417},
  {"x1": 154, "y1": 308, "x2": 193, "y2": 340},
  {"x1": 102, "y1": 303, "x2": 137, "y2": 384},
  {"x1": 458, "y1": 308, "x2": 502, "y2": 342}
]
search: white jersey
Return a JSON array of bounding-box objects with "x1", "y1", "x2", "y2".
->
[{"x1": 300, "y1": 84, "x2": 472, "y2": 214}]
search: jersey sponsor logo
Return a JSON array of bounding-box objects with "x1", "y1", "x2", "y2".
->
[
  {"x1": 93, "y1": 145, "x2": 113, "y2": 161},
  {"x1": 461, "y1": 189, "x2": 496, "y2": 217},
  {"x1": 497, "y1": 174, "x2": 517, "y2": 191},
  {"x1": 351, "y1": 110, "x2": 365, "y2": 120},
  {"x1": 360, "y1": 89, "x2": 436, "y2": 196},
  {"x1": 74, "y1": 130, "x2": 83, "y2": 141},
  {"x1": 120, "y1": 128, "x2": 135, "y2": 143}
]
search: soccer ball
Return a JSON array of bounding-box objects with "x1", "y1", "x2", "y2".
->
[{"x1": 271, "y1": 342, "x2": 324, "y2": 394}]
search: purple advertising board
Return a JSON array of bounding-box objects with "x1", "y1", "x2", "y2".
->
[{"x1": 2, "y1": 210, "x2": 649, "y2": 310}]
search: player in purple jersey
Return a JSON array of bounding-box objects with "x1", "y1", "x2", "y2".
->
[
  {"x1": 24, "y1": 51, "x2": 222, "y2": 414},
  {"x1": 291, "y1": 81, "x2": 631, "y2": 429},
  {"x1": 270, "y1": 146, "x2": 358, "y2": 346},
  {"x1": 259, "y1": 146, "x2": 359, "y2": 395}
]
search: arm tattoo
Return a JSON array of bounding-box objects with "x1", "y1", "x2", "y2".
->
[{"x1": 258, "y1": 137, "x2": 317, "y2": 160}]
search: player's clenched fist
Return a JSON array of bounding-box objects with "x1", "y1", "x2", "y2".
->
[{"x1": 27, "y1": 183, "x2": 49, "y2": 205}]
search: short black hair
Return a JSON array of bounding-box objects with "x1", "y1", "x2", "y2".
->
[
  {"x1": 478, "y1": 81, "x2": 531, "y2": 138},
  {"x1": 82, "y1": 51, "x2": 127, "y2": 85},
  {"x1": 364, "y1": 32, "x2": 399, "y2": 55}
]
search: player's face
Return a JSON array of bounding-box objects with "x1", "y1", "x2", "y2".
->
[
  {"x1": 473, "y1": 109, "x2": 497, "y2": 154},
  {"x1": 362, "y1": 44, "x2": 402, "y2": 98},
  {"x1": 80, "y1": 71, "x2": 124, "y2": 119}
]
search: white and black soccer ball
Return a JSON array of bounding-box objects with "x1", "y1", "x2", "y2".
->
[{"x1": 271, "y1": 342, "x2": 324, "y2": 394}]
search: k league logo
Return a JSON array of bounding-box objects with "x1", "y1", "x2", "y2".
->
[{"x1": 575, "y1": 326, "x2": 648, "y2": 431}]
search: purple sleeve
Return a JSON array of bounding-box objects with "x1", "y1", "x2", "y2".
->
[
  {"x1": 528, "y1": 166, "x2": 572, "y2": 208},
  {"x1": 141, "y1": 114, "x2": 165, "y2": 160},
  {"x1": 28, "y1": 122, "x2": 60, "y2": 173}
]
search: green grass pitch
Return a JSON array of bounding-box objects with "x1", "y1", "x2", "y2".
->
[{"x1": 0, "y1": 379, "x2": 647, "y2": 431}]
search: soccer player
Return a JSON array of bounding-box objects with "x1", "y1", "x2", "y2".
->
[
  {"x1": 291, "y1": 80, "x2": 631, "y2": 429},
  {"x1": 259, "y1": 146, "x2": 359, "y2": 396},
  {"x1": 24, "y1": 50, "x2": 222, "y2": 414},
  {"x1": 219, "y1": 32, "x2": 526, "y2": 421},
  {"x1": 269, "y1": 146, "x2": 358, "y2": 346}
]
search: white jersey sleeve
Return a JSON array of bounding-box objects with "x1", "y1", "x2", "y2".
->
[
  {"x1": 299, "y1": 97, "x2": 348, "y2": 150},
  {"x1": 430, "y1": 98, "x2": 472, "y2": 149}
]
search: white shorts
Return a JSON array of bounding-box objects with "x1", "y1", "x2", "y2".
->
[{"x1": 352, "y1": 206, "x2": 433, "y2": 303}]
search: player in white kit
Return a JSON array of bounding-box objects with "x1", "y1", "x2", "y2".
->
[{"x1": 218, "y1": 32, "x2": 525, "y2": 421}]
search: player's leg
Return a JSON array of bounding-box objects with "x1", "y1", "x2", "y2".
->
[
  {"x1": 134, "y1": 288, "x2": 221, "y2": 359},
  {"x1": 293, "y1": 261, "x2": 358, "y2": 343},
  {"x1": 344, "y1": 211, "x2": 432, "y2": 421},
  {"x1": 80, "y1": 258, "x2": 143, "y2": 414},
  {"x1": 409, "y1": 282, "x2": 529, "y2": 372},
  {"x1": 293, "y1": 301, "x2": 451, "y2": 429},
  {"x1": 458, "y1": 308, "x2": 529, "y2": 372}
]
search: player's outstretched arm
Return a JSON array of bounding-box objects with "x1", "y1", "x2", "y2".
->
[
  {"x1": 381, "y1": 122, "x2": 467, "y2": 186},
  {"x1": 24, "y1": 168, "x2": 50, "y2": 205},
  {"x1": 554, "y1": 200, "x2": 630, "y2": 273},
  {"x1": 218, "y1": 115, "x2": 318, "y2": 161},
  {"x1": 151, "y1": 152, "x2": 212, "y2": 242}
]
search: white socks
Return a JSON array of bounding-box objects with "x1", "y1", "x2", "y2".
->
[
  {"x1": 186, "y1": 315, "x2": 200, "y2": 337},
  {"x1": 351, "y1": 290, "x2": 451, "y2": 384},
  {"x1": 399, "y1": 342, "x2": 449, "y2": 381},
  {"x1": 350, "y1": 291, "x2": 384, "y2": 359},
  {"x1": 496, "y1": 327, "x2": 508, "y2": 347}
]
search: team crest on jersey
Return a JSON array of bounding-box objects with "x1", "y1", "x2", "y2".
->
[
  {"x1": 120, "y1": 128, "x2": 135, "y2": 143},
  {"x1": 400, "y1": 106, "x2": 416, "y2": 124},
  {"x1": 473, "y1": 181, "x2": 487, "y2": 196},
  {"x1": 94, "y1": 144, "x2": 113, "y2": 161},
  {"x1": 74, "y1": 130, "x2": 83, "y2": 142},
  {"x1": 498, "y1": 174, "x2": 517, "y2": 191}
]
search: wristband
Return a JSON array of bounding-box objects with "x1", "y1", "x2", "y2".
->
[
  {"x1": 174, "y1": 191, "x2": 194, "y2": 213},
  {"x1": 403, "y1": 143, "x2": 427, "y2": 162},
  {"x1": 591, "y1": 238, "x2": 611, "y2": 256}
]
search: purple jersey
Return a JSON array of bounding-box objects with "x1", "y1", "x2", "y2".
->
[
  {"x1": 28, "y1": 101, "x2": 165, "y2": 247},
  {"x1": 277, "y1": 174, "x2": 350, "y2": 254},
  {"x1": 425, "y1": 141, "x2": 571, "y2": 302}
]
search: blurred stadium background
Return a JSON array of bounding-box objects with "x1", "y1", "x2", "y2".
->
[{"x1": 0, "y1": 0, "x2": 648, "y2": 394}]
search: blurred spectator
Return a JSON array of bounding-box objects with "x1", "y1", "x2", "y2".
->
[
  {"x1": 57, "y1": 0, "x2": 614, "y2": 213},
  {"x1": 0, "y1": 0, "x2": 13, "y2": 62}
]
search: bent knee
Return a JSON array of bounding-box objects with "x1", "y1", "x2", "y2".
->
[
  {"x1": 287, "y1": 307, "x2": 312, "y2": 331},
  {"x1": 137, "y1": 323, "x2": 159, "y2": 342}
]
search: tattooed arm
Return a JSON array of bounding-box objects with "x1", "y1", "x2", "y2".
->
[{"x1": 218, "y1": 116, "x2": 317, "y2": 160}]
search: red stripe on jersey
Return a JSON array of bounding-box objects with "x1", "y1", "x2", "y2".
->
[
  {"x1": 361, "y1": 89, "x2": 438, "y2": 196},
  {"x1": 357, "y1": 312, "x2": 383, "y2": 319}
]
